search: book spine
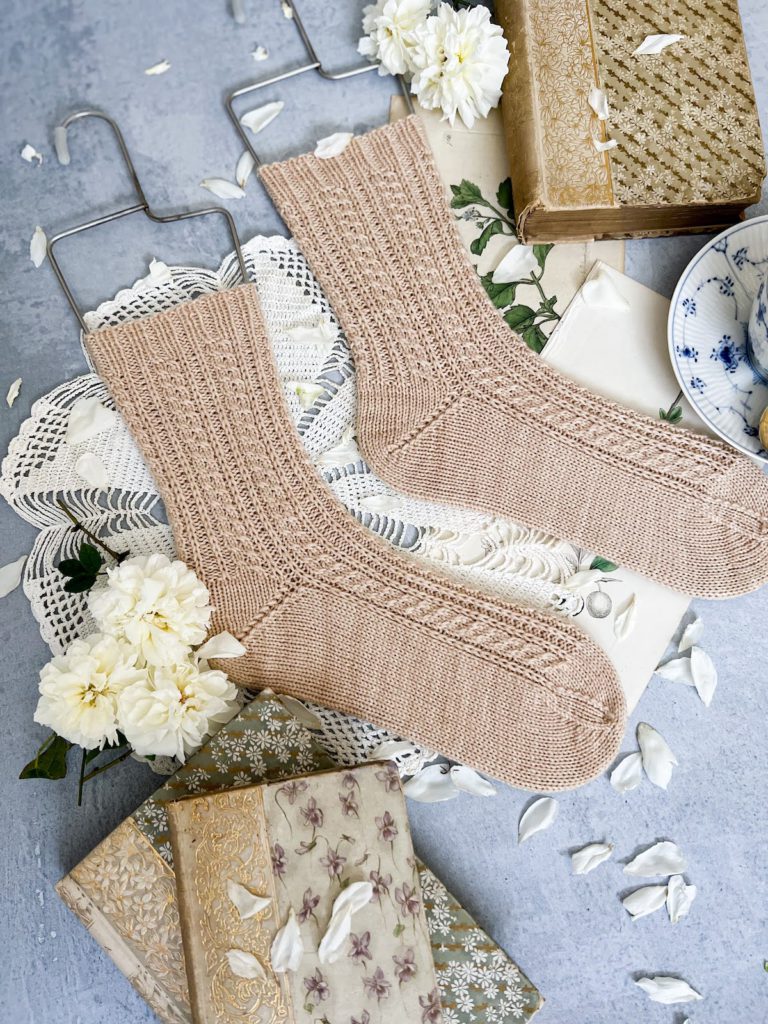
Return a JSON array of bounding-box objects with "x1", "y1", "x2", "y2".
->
[{"x1": 494, "y1": 0, "x2": 546, "y2": 241}]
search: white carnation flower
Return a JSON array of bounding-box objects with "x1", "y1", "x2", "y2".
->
[
  {"x1": 358, "y1": 0, "x2": 432, "y2": 76},
  {"x1": 410, "y1": 5, "x2": 509, "y2": 128},
  {"x1": 117, "y1": 658, "x2": 239, "y2": 762},
  {"x1": 34, "y1": 634, "x2": 146, "y2": 749},
  {"x1": 90, "y1": 554, "x2": 211, "y2": 667}
]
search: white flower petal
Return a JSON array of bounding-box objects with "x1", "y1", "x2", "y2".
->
[
  {"x1": 666, "y1": 874, "x2": 696, "y2": 924},
  {"x1": 235, "y1": 150, "x2": 255, "y2": 189},
  {"x1": 358, "y1": 494, "x2": 398, "y2": 515},
  {"x1": 593, "y1": 137, "x2": 619, "y2": 152},
  {"x1": 21, "y1": 144, "x2": 43, "y2": 164},
  {"x1": 0, "y1": 555, "x2": 26, "y2": 599},
  {"x1": 315, "y1": 428, "x2": 361, "y2": 468},
  {"x1": 251, "y1": 45, "x2": 269, "y2": 61},
  {"x1": 450, "y1": 765, "x2": 497, "y2": 797},
  {"x1": 270, "y1": 908, "x2": 303, "y2": 972},
  {"x1": 637, "y1": 722, "x2": 677, "y2": 789},
  {"x1": 678, "y1": 617, "x2": 703, "y2": 652},
  {"x1": 66, "y1": 397, "x2": 118, "y2": 444},
  {"x1": 197, "y1": 631, "x2": 247, "y2": 660},
  {"x1": 226, "y1": 948, "x2": 268, "y2": 980},
  {"x1": 315, "y1": 133, "x2": 354, "y2": 159},
  {"x1": 200, "y1": 177, "x2": 245, "y2": 200},
  {"x1": 285, "y1": 322, "x2": 336, "y2": 346},
  {"x1": 581, "y1": 271, "x2": 630, "y2": 310},
  {"x1": 369, "y1": 739, "x2": 419, "y2": 762},
  {"x1": 226, "y1": 879, "x2": 270, "y2": 920},
  {"x1": 148, "y1": 258, "x2": 172, "y2": 283},
  {"x1": 633, "y1": 34, "x2": 684, "y2": 56},
  {"x1": 403, "y1": 763, "x2": 459, "y2": 803},
  {"x1": 518, "y1": 796, "x2": 558, "y2": 844},
  {"x1": 613, "y1": 593, "x2": 636, "y2": 641},
  {"x1": 287, "y1": 380, "x2": 326, "y2": 410},
  {"x1": 145, "y1": 59, "x2": 171, "y2": 75},
  {"x1": 610, "y1": 751, "x2": 644, "y2": 793},
  {"x1": 624, "y1": 841, "x2": 687, "y2": 877},
  {"x1": 571, "y1": 842, "x2": 613, "y2": 875},
  {"x1": 231, "y1": 0, "x2": 246, "y2": 24},
  {"x1": 318, "y1": 882, "x2": 373, "y2": 965},
  {"x1": 622, "y1": 884, "x2": 668, "y2": 919},
  {"x1": 690, "y1": 646, "x2": 717, "y2": 706},
  {"x1": 587, "y1": 86, "x2": 609, "y2": 120},
  {"x1": 75, "y1": 452, "x2": 109, "y2": 489},
  {"x1": 635, "y1": 976, "x2": 702, "y2": 1004},
  {"x1": 240, "y1": 101, "x2": 284, "y2": 135},
  {"x1": 30, "y1": 226, "x2": 47, "y2": 268},
  {"x1": 6, "y1": 378, "x2": 22, "y2": 407},
  {"x1": 54, "y1": 125, "x2": 70, "y2": 165},
  {"x1": 656, "y1": 654, "x2": 695, "y2": 686},
  {"x1": 281, "y1": 0, "x2": 293, "y2": 17},
  {"x1": 492, "y1": 244, "x2": 539, "y2": 283},
  {"x1": 563, "y1": 569, "x2": 603, "y2": 590}
]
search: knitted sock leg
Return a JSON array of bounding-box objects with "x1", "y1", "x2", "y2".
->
[
  {"x1": 260, "y1": 116, "x2": 768, "y2": 600},
  {"x1": 86, "y1": 285, "x2": 625, "y2": 791}
]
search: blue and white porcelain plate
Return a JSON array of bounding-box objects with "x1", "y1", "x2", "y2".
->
[{"x1": 668, "y1": 215, "x2": 768, "y2": 464}]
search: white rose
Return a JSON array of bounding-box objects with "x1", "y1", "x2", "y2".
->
[
  {"x1": 358, "y1": 0, "x2": 432, "y2": 76},
  {"x1": 89, "y1": 554, "x2": 211, "y2": 667},
  {"x1": 34, "y1": 634, "x2": 146, "y2": 749},
  {"x1": 117, "y1": 658, "x2": 239, "y2": 762}
]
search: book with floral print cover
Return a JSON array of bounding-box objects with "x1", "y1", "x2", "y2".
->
[
  {"x1": 56, "y1": 694, "x2": 542, "y2": 1024},
  {"x1": 168, "y1": 763, "x2": 440, "y2": 1024}
]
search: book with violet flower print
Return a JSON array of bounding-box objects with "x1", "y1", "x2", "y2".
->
[{"x1": 56, "y1": 693, "x2": 543, "y2": 1024}]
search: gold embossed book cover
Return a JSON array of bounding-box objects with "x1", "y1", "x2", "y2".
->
[{"x1": 495, "y1": 0, "x2": 766, "y2": 242}]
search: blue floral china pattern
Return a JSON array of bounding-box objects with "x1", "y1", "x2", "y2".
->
[{"x1": 668, "y1": 215, "x2": 768, "y2": 463}]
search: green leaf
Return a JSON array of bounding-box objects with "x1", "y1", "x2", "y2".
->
[
  {"x1": 538, "y1": 294, "x2": 558, "y2": 317},
  {"x1": 393, "y1": 922, "x2": 405, "y2": 937},
  {"x1": 496, "y1": 177, "x2": 514, "y2": 213},
  {"x1": 520, "y1": 324, "x2": 548, "y2": 354},
  {"x1": 533, "y1": 243, "x2": 554, "y2": 270},
  {"x1": 659, "y1": 405, "x2": 683, "y2": 424},
  {"x1": 64, "y1": 575, "x2": 97, "y2": 594},
  {"x1": 590, "y1": 556, "x2": 618, "y2": 573},
  {"x1": 480, "y1": 272, "x2": 518, "y2": 309},
  {"x1": 503, "y1": 304, "x2": 537, "y2": 330},
  {"x1": 78, "y1": 543, "x2": 103, "y2": 574},
  {"x1": 19, "y1": 733, "x2": 73, "y2": 780},
  {"x1": 57, "y1": 558, "x2": 84, "y2": 577},
  {"x1": 470, "y1": 219, "x2": 504, "y2": 256},
  {"x1": 449, "y1": 178, "x2": 484, "y2": 209}
]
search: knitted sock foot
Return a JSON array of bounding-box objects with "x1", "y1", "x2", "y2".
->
[
  {"x1": 86, "y1": 285, "x2": 624, "y2": 791},
  {"x1": 260, "y1": 116, "x2": 768, "y2": 600}
]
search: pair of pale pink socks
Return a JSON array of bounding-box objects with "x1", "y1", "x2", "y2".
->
[{"x1": 86, "y1": 117, "x2": 768, "y2": 791}]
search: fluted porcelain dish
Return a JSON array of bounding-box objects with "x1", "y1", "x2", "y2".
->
[{"x1": 668, "y1": 215, "x2": 768, "y2": 463}]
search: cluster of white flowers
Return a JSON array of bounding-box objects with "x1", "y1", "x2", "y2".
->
[
  {"x1": 358, "y1": 0, "x2": 510, "y2": 129},
  {"x1": 34, "y1": 554, "x2": 243, "y2": 762}
]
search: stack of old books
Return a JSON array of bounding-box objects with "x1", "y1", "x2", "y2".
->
[{"x1": 57, "y1": 693, "x2": 543, "y2": 1023}]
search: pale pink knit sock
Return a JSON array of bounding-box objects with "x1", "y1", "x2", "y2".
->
[
  {"x1": 86, "y1": 285, "x2": 625, "y2": 791},
  {"x1": 260, "y1": 115, "x2": 768, "y2": 600}
]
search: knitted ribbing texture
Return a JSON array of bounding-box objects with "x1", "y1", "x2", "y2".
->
[
  {"x1": 260, "y1": 116, "x2": 768, "y2": 600},
  {"x1": 85, "y1": 285, "x2": 625, "y2": 792}
]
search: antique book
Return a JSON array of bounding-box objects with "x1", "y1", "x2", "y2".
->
[
  {"x1": 56, "y1": 695, "x2": 542, "y2": 1023},
  {"x1": 168, "y1": 764, "x2": 439, "y2": 1023},
  {"x1": 495, "y1": 0, "x2": 766, "y2": 242}
]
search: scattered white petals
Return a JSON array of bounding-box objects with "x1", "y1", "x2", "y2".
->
[
  {"x1": 635, "y1": 976, "x2": 702, "y2": 1004},
  {"x1": 148, "y1": 258, "x2": 172, "y2": 284},
  {"x1": 656, "y1": 654, "x2": 694, "y2": 686},
  {"x1": 358, "y1": 494, "x2": 398, "y2": 515},
  {"x1": 610, "y1": 751, "x2": 644, "y2": 793},
  {"x1": 200, "y1": 177, "x2": 245, "y2": 200},
  {"x1": 240, "y1": 101, "x2": 284, "y2": 135},
  {"x1": 0, "y1": 555, "x2": 26, "y2": 599},
  {"x1": 637, "y1": 722, "x2": 677, "y2": 789},
  {"x1": 518, "y1": 797, "x2": 558, "y2": 844},
  {"x1": 315, "y1": 427, "x2": 361, "y2": 468},
  {"x1": 232, "y1": 0, "x2": 246, "y2": 24},
  {"x1": 678, "y1": 617, "x2": 703, "y2": 652},
  {"x1": 236, "y1": 150, "x2": 255, "y2": 189},
  {"x1": 588, "y1": 86, "x2": 609, "y2": 120},
  {"x1": 6, "y1": 378, "x2": 22, "y2": 408},
  {"x1": 285, "y1": 322, "x2": 335, "y2": 346},
  {"x1": 690, "y1": 646, "x2": 717, "y2": 706},
  {"x1": 281, "y1": 0, "x2": 293, "y2": 17},
  {"x1": 613, "y1": 593, "x2": 637, "y2": 641},
  {"x1": 54, "y1": 125, "x2": 70, "y2": 165},
  {"x1": 66, "y1": 397, "x2": 118, "y2": 444},
  {"x1": 624, "y1": 841, "x2": 687, "y2": 877},
  {"x1": 633, "y1": 34, "x2": 684, "y2": 56},
  {"x1": 571, "y1": 842, "x2": 613, "y2": 875},
  {"x1": 251, "y1": 46, "x2": 269, "y2": 62},
  {"x1": 315, "y1": 133, "x2": 354, "y2": 159},
  {"x1": 30, "y1": 226, "x2": 47, "y2": 267},
  {"x1": 318, "y1": 882, "x2": 373, "y2": 964},
  {"x1": 563, "y1": 569, "x2": 603, "y2": 590},
  {"x1": 581, "y1": 271, "x2": 630, "y2": 310},
  {"x1": 270, "y1": 908, "x2": 303, "y2": 973},
  {"x1": 288, "y1": 380, "x2": 326, "y2": 410},
  {"x1": 622, "y1": 884, "x2": 668, "y2": 919},
  {"x1": 404, "y1": 764, "x2": 459, "y2": 803},
  {"x1": 369, "y1": 738, "x2": 420, "y2": 761},
  {"x1": 21, "y1": 144, "x2": 43, "y2": 165},
  {"x1": 593, "y1": 137, "x2": 619, "y2": 152},
  {"x1": 226, "y1": 879, "x2": 270, "y2": 920},
  {"x1": 74, "y1": 452, "x2": 109, "y2": 489},
  {"x1": 197, "y1": 631, "x2": 247, "y2": 661},
  {"x1": 450, "y1": 765, "x2": 497, "y2": 797},
  {"x1": 275, "y1": 694, "x2": 323, "y2": 729},
  {"x1": 492, "y1": 244, "x2": 539, "y2": 284},
  {"x1": 226, "y1": 948, "x2": 268, "y2": 980},
  {"x1": 666, "y1": 874, "x2": 696, "y2": 924},
  {"x1": 145, "y1": 59, "x2": 171, "y2": 75}
]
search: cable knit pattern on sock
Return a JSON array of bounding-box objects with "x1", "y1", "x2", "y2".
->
[
  {"x1": 260, "y1": 115, "x2": 768, "y2": 600},
  {"x1": 85, "y1": 285, "x2": 624, "y2": 791}
]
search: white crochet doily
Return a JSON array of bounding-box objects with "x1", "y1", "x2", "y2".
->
[{"x1": 1, "y1": 234, "x2": 583, "y2": 775}]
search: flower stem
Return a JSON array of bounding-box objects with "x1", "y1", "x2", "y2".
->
[
  {"x1": 56, "y1": 499, "x2": 125, "y2": 562},
  {"x1": 81, "y1": 747, "x2": 132, "y2": 785},
  {"x1": 77, "y1": 748, "x2": 87, "y2": 807}
]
